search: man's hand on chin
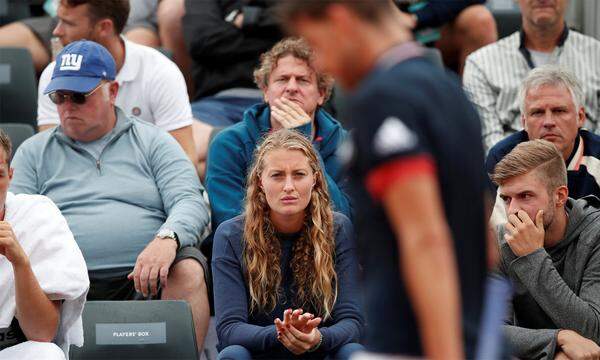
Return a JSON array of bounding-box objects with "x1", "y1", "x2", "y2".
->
[
  {"x1": 128, "y1": 237, "x2": 177, "y2": 297},
  {"x1": 504, "y1": 209, "x2": 545, "y2": 257},
  {"x1": 270, "y1": 98, "x2": 312, "y2": 129}
]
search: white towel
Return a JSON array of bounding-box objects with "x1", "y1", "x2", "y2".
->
[{"x1": 0, "y1": 193, "x2": 89, "y2": 358}]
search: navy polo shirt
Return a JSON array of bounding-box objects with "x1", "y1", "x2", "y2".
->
[{"x1": 341, "y1": 45, "x2": 487, "y2": 356}]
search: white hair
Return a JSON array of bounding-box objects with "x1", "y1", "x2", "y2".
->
[{"x1": 518, "y1": 64, "x2": 584, "y2": 115}]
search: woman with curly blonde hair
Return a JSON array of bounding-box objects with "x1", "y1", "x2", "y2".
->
[{"x1": 212, "y1": 129, "x2": 363, "y2": 359}]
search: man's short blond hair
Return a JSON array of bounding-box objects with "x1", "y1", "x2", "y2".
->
[
  {"x1": 253, "y1": 37, "x2": 334, "y2": 102},
  {"x1": 491, "y1": 139, "x2": 567, "y2": 192}
]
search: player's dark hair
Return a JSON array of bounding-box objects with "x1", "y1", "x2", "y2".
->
[{"x1": 62, "y1": 0, "x2": 130, "y2": 34}]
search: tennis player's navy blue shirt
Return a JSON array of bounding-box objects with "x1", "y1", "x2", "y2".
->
[{"x1": 341, "y1": 43, "x2": 487, "y2": 356}]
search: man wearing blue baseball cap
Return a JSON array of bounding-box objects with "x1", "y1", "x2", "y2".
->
[
  {"x1": 45, "y1": 39, "x2": 115, "y2": 93},
  {"x1": 43, "y1": 40, "x2": 119, "y2": 143},
  {"x1": 36, "y1": 0, "x2": 198, "y2": 166},
  {"x1": 10, "y1": 40, "x2": 212, "y2": 352}
]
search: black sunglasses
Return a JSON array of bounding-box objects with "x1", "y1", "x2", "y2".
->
[{"x1": 48, "y1": 83, "x2": 105, "y2": 105}]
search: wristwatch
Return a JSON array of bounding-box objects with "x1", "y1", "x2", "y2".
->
[{"x1": 156, "y1": 228, "x2": 180, "y2": 249}]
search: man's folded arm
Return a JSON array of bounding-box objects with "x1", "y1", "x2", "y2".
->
[
  {"x1": 509, "y1": 247, "x2": 600, "y2": 342},
  {"x1": 504, "y1": 325, "x2": 559, "y2": 359}
]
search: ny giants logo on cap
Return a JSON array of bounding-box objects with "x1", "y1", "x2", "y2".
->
[{"x1": 59, "y1": 53, "x2": 83, "y2": 71}]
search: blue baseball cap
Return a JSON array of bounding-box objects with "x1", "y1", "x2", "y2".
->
[{"x1": 44, "y1": 40, "x2": 116, "y2": 95}]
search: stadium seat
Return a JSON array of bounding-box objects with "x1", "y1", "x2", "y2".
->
[
  {"x1": 69, "y1": 300, "x2": 198, "y2": 360},
  {"x1": 0, "y1": 123, "x2": 34, "y2": 157},
  {"x1": 0, "y1": 1, "x2": 31, "y2": 26},
  {"x1": 0, "y1": 47, "x2": 37, "y2": 129},
  {"x1": 492, "y1": 9, "x2": 522, "y2": 39},
  {"x1": 0, "y1": 0, "x2": 7, "y2": 17}
]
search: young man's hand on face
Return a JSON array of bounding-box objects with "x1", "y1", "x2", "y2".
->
[
  {"x1": 504, "y1": 209, "x2": 545, "y2": 257},
  {"x1": 270, "y1": 98, "x2": 312, "y2": 129}
]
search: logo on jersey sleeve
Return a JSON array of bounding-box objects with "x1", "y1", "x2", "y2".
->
[
  {"x1": 59, "y1": 53, "x2": 83, "y2": 71},
  {"x1": 373, "y1": 116, "x2": 417, "y2": 156}
]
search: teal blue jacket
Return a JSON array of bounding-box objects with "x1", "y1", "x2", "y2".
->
[
  {"x1": 9, "y1": 108, "x2": 211, "y2": 275},
  {"x1": 206, "y1": 103, "x2": 351, "y2": 235}
]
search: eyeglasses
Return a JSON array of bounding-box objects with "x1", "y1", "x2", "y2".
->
[{"x1": 48, "y1": 82, "x2": 106, "y2": 105}]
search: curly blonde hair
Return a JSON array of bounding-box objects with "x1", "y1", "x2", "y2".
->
[
  {"x1": 253, "y1": 37, "x2": 334, "y2": 102},
  {"x1": 243, "y1": 129, "x2": 337, "y2": 319}
]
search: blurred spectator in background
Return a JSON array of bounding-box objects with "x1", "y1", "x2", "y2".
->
[
  {"x1": 10, "y1": 40, "x2": 212, "y2": 353},
  {"x1": 281, "y1": 1, "x2": 488, "y2": 358},
  {"x1": 463, "y1": 0, "x2": 600, "y2": 153},
  {"x1": 492, "y1": 139, "x2": 600, "y2": 359},
  {"x1": 0, "y1": 0, "x2": 165, "y2": 74},
  {"x1": 154, "y1": 0, "x2": 194, "y2": 94},
  {"x1": 183, "y1": 0, "x2": 282, "y2": 129},
  {"x1": 0, "y1": 129, "x2": 88, "y2": 359},
  {"x1": 395, "y1": 0, "x2": 497, "y2": 74},
  {"x1": 121, "y1": 0, "x2": 160, "y2": 47},
  {"x1": 212, "y1": 129, "x2": 363, "y2": 360},
  {"x1": 205, "y1": 38, "x2": 351, "y2": 259},
  {"x1": 35, "y1": 0, "x2": 197, "y2": 163}
]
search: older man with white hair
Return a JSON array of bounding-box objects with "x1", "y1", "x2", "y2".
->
[
  {"x1": 463, "y1": 0, "x2": 600, "y2": 153},
  {"x1": 486, "y1": 65, "x2": 600, "y2": 201}
]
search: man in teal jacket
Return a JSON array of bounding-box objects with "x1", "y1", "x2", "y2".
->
[
  {"x1": 206, "y1": 38, "x2": 351, "y2": 249},
  {"x1": 9, "y1": 40, "x2": 212, "y2": 352}
]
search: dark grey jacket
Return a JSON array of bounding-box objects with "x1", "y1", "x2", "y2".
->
[{"x1": 498, "y1": 196, "x2": 600, "y2": 359}]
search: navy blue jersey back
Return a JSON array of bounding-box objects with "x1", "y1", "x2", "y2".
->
[{"x1": 342, "y1": 56, "x2": 487, "y2": 355}]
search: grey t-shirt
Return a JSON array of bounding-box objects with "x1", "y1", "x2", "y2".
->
[{"x1": 528, "y1": 49, "x2": 555, "y2": 67}]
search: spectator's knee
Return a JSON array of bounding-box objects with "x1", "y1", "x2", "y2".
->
[
  {"x1": 2, "y1": 341, "x2": 65, "y2": 360},
  {"x1": 167, "y1": 258, "x2": 206, "y2": 295},
  {"x1": 218, "y1": 345, "x2": 252, "y2": 360},
  {"x1": 332, "y1": 343, "x2": 365, "y2": 360}
]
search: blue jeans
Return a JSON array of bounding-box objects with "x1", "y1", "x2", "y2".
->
[
  {"x1": 191, "y1": 96, "x2": 262, "y2": 127},
  {"x1": 218, "y1": 342, "x2": 364, "y2": 360}
]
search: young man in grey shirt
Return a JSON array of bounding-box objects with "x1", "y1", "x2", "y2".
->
[{"x1": 492, "y1": 139, "x2": 600, "y2": 359}]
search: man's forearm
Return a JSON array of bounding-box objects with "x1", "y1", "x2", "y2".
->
[
  {"x1": 13, "y1": 261, "x2": 60, "y2": 342},
  {"x1": 382, "y1": 173, "x2": 465, "y2": 359},
  {"x1": 504, "y1": 325, "x2": 559, "y2": 359},
  {"x1": 400, "y1": 228, "x2": 463, "y2": 359},
  {"x1": 169, "y1": 126, "x2": 197, "y2": 164},
  {"x1": 510, "y1": 249, "x2": 600, "y2": 341}
]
